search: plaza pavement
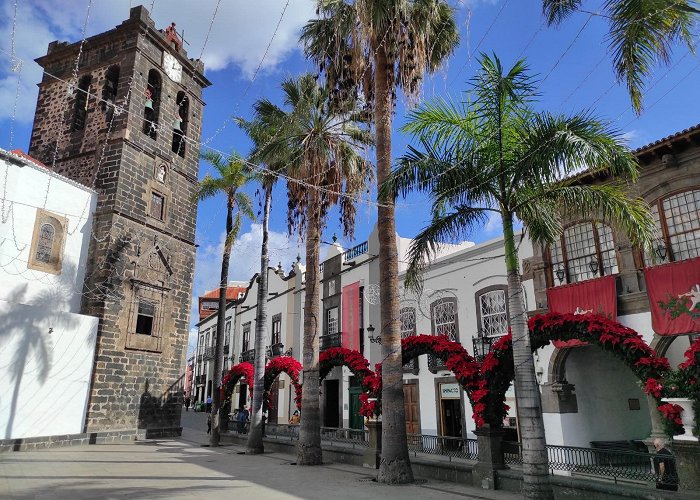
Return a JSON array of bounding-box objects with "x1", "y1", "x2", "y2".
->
[{"x1": 0, "y1": 410, "x2": 521, "y2": 499}]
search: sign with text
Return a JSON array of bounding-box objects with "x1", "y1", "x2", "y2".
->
[{"x1": 440, "y1": 383, "x2": 460, "y2": 399}]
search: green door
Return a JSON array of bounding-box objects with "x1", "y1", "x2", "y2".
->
[{"x1": 349, "y1": 387, "x2": 363, "y2": 429}]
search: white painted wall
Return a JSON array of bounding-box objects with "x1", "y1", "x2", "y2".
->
[
  {"x1": 0, "y1": 299, "x2": 98, "y2": 439},
  {"x1": 549, "y1": 346, "x2": 651, "y2": 448},
  {"x1": 0, "y1": 151, "x2": 96, "y2": 314}
]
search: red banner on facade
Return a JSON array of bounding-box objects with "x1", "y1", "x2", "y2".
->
[
  {"x1": 341, "y1": 282, "x2": 360, "y2": 351},
  {"x1": 547, "y1": 275, "x2": 617, "y2": 348},
  {"x1": 644, "y1": 257, "x2": 700, "y2": 336}
]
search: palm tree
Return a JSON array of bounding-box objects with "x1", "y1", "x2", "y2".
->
[
  {"x1": 237, "y1": 106, "x2": 289, "y2": 455},
  {"x1": 381, "y1": 53, "x2": 655, "y2": 499},
  {"x1": 193, "y1": 151, "x2": 255, "y2": 447},
  {"x1": 300, "y1": 0, "x2": 459, "y2": 483},
  {"x1": 255, "y1": 74, "x2": 372, "y2": 465},
  {"x1": 542, "y1": 0, "x2": 699, "y2": 114}
]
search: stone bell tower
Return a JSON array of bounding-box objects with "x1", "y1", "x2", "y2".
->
[{"x1": 28, "y1": 6, "x2": 210, "y2": 435}]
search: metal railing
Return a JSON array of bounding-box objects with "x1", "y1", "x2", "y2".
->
[
  {"x1": 342, "y1": 241, "x2": 368, "y2": 262},
  {"x1": 505, "y1": 443, "x2": 664, "y2": 484},
  {"x1": 204, "y1": 346, "x2": 215, "y2": 360},
  {"x1": 239, "y1": 349, "x2": 255, "y2": 363},
  {"x1": 427, "y1": 353, "x2": 447, "y2": 373},
  {"x1": 320, "y1": 427, "x2": 369, "y2": 448},
  {"x1": 320, "y1": 332, "x2": 342, "y2": 351},
  {"x1": 407, "y1": 434, "x2": 478, "y2": 461},
  {"x1": 197, "y1": 354, "x2": 203, "y2": 363},
  {"x1": 195, "y1": 375, "x2": 205, "y2": 385},
  {"x1": 223, "y1": 344, "x2": 229, "y2": 355}
]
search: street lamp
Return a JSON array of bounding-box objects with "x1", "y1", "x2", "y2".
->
[
  {"x1": 588, "y1": 258, "x2": 599, "y2": 275},
  {"x1": 555, "y1": 265, "x2": 565, "y2": 284},
  {"x1": 367, "y1": 324, "x2": 381, "y2": 344},
  {"x1": 655, "y1": 242, "x2": 668, "y2": 262}
]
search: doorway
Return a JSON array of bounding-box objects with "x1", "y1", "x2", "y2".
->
[
  {"x1": 440, "y1": 399, "x2": 462, "y2": 437},
  {"x1": 238, "y1": 383, "x2": 248, "y2": 410},
  {"x1": 268, "y1": 379, "x2": 279, "y2": 424},
  {"x1": 349, "y1": 377, "x2": 363, "y2": 430},
  {"x1": 324, "y1": 380, "x2": 340, "y2": 428},
  {"x1": 403, "y1": 381, "x2": 421, "y2": 435}
]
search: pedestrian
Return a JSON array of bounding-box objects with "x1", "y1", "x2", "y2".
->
[
  {"x1": 237, "y1": 405, "x2": 248, "y2": 434},
  {"x1": 206, "y1": 395, "x2": 212, "y2": 413},
  {"x1": 289, "y1": 410, "x2": 300, "y2": 425},
  {"x1": 653, "y1": 438, "x2": 678, "y2": 491},
  {"x1": 184, "y1": 396, "x2": 191, "y2": 412},
  {"x1": 206, "y1": 412, "x2": 212, "y2": 435},
  {"x1": 262, "y1": 411, "x2": 267, "y2": 437}
]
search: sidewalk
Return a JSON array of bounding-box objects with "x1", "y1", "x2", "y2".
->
[{"x1": 0, "y1": 416, "x2": 521, "y2": 499}]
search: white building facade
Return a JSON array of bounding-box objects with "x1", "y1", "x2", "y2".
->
[{"x1": 0, "y1": 149, "x2": 99, "y2": 439}]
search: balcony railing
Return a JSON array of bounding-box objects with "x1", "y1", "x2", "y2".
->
[
  {"x1": 342, "y1": 241, "x2": 368, "y2": 262},
  {"x1": 320, "y1": 332, "x2": 342, "y2": 351},
  {"x1": 204, "y1": 346, "x2": 215, "y2": 360},
  {"x1": 195, "y1": 375, "x2": 205, "y2": 385},
  {"x1": 403, "y1": 357, "x2": 419, "y2": 374},
  {"x1": 427, "y1": 353, "x2": 447, "y2": 373},
  {"x1": 239, "y1": 349, "x2": 255, "y2": 363},
  {"x1": 196, "y1": 354, "x2": 203, "y2": 363},
  {"x1": 223, "y1": 344, "x2": 230, "y2": 355}
]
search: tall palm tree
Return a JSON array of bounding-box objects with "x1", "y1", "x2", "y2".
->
[
  {"x1": 542, "y1": 0, "x2": 699, "y2": 114},
  {"x1": 301, "y1": 0, "x2": 459, "y2": 483},
  {"x1": 255, "y1": 74, "x2": 372, "y2": 465},
  {"x1": 193, "y1": 151, "x2": 255, "y2": 447},
  {"x1": 381, "y1": 53, "x2": 655, "y2": 499},
  {"x1": 237, "y1": 107, "x2": 289, "y2": 455}
]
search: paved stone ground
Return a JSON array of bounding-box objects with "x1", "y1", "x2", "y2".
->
[{"x1": 0, "y1": 410, "x2": 521, "y2": 499}]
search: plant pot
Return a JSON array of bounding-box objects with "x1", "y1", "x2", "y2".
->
[{"x1": 662, "y1": 397, "x2": 698, "y2": 441}]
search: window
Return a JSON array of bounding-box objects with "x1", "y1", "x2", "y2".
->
[
  {"x1": 430, "y1": 298, "x2": 458, "y2": 342},
  {"x1": 28, "y1": 209, "x2": 67, "y2": 274},
  {"x1": 647, "y1": 189, "x2": 700, "y2": 265},
  {"x1": 135, "y1": 301, "x2": 155, "y2": 335},
  {"x1": 171, "y1": 91, "x2": 189, "y2": 157},
  {"x1": 477, "y1": 287, "x2": 509, "y2": 338},
  {"x1": 102, "y1": 65, "x2": 119, "y2": 114},
  {"x1": 224, "y1": 321, "x2": 231, "y2": 346},
  {"x1": 73, "y1": 75, "x2": 92, "y2": 131},
  {"x1": 328, "y1": 280, "x2": 336, "y2": 296},
  {"x1": 549, "y1": 221, "x2": 618, "y2": 285},
  {"x1": 36, "y1": 223, "x2": 55, "y2": 263},
  {"x1": 150, "y1": 191, "x2": 165, "y2": 220},
  {"x1": 271, "y1": 314, "x2": 282, "y2": 345},
  {"x1": 202, "y1": 300, "x2": 218, "y2": 310},
  {"x1": 400, "y1": 307, "x2": 416, "y2": 339},
  {"x1": 205, "y1": 331, "x2": 210, "y2": 348},
  {"x1": 143, "y1": 69, "x2": 161, "y2": 139},
  {"x1": 242, "y1": 322, "x2": 251, "y2": 351},
  {"x1": 327, "y1": 307, "x2": 339, "y2": 336}
]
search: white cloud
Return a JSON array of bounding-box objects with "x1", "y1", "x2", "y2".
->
[
  {"x1": 0, "y1": 0, "x2": 315, "y2": 122},
  {"x1": 189, "y1": 224, "x2": 304, "y2": 327}
]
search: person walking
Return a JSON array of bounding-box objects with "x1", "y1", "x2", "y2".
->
[
  {"x1": 206, "y1": 395, "x2": 212, "y2": 414},
  {"x1": 206, "y1": 412, "x2": 212, "y2": 435},
  {"x1": 237, "y1": 406, "x2": 248, "y2": 434},
  {"x1": 653, "y1": 438, "x2": 678, "y2": 491},
  {"x1": 289, "y1": 410, "x2": 300, "y2": 425},
  {"x1": 184, "y1": 396, "x2": 191, "y2": 412}
]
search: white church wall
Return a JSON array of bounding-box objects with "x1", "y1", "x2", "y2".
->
[
  {"x1": 0, "y1": 152, "x2": 96, "y2": 314},
  {"x1": 0, "y1": 299, "x2": 98, "y2": 439}
]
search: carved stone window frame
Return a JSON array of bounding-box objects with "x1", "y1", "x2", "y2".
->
[
  {"x1": 125, "y1": 282, "x2": 166, "y2": 353},
  {"x1": 27, "y1": 208, "x2": 67, "y2": 275}
]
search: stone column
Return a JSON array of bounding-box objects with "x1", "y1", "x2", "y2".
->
[
  {"x1": 472, "y1": 424, "x2": 506, "y2": 490},
  {"x1": 673, "y1": 440, "x2": 700, "y2": 492},
  {"x1": 363, "y1": 420, "x2": 381, "y2": 469},
  {"x1": 643, "y1": 394, "x2": 667, "y2": 452}
]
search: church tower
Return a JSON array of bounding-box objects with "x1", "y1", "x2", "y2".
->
[{"x1": 28, "y1": 6, "x2": 210, "y2": 435}]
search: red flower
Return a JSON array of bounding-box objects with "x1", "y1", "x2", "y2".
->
[{"x1": 644, "y1": 377, "x2": 663, "y2": 398}]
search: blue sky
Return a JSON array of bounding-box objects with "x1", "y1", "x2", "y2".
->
[{"x1": 0, "y1": 0, "x2": 698, "y2": 344}]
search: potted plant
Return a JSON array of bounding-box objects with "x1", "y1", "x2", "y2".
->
[{"x1": 661, "y1": 368, "x2": 699, "y2": 441}]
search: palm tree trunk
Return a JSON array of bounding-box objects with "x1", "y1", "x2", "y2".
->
[
  {"x1": 502, "y1": 212, "x2": 553, "y2": 499},
  {"x1": 297, "y1": 194, "x2": 323, "y2": 465},
  {"x1": 210, "y1": 195, "x2": 234, "y2": 447},
  {"x1": 247, "y1": 184, "x2": 272, "y2": 454},
  {"x1": 375, "y1": 45, "x2": 414, "y2": 484}
]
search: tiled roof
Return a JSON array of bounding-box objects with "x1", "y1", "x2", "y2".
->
[{"x1": 633, "y1": 122, "x2": 700, "y2": 155}]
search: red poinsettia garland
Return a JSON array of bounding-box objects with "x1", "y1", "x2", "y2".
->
[
  {"x1": 220, "y1": 362, "x2": 254, "y2": 402},
  {"x1": 264, "y1": 356, "x2": 303, "y2": 410}
]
